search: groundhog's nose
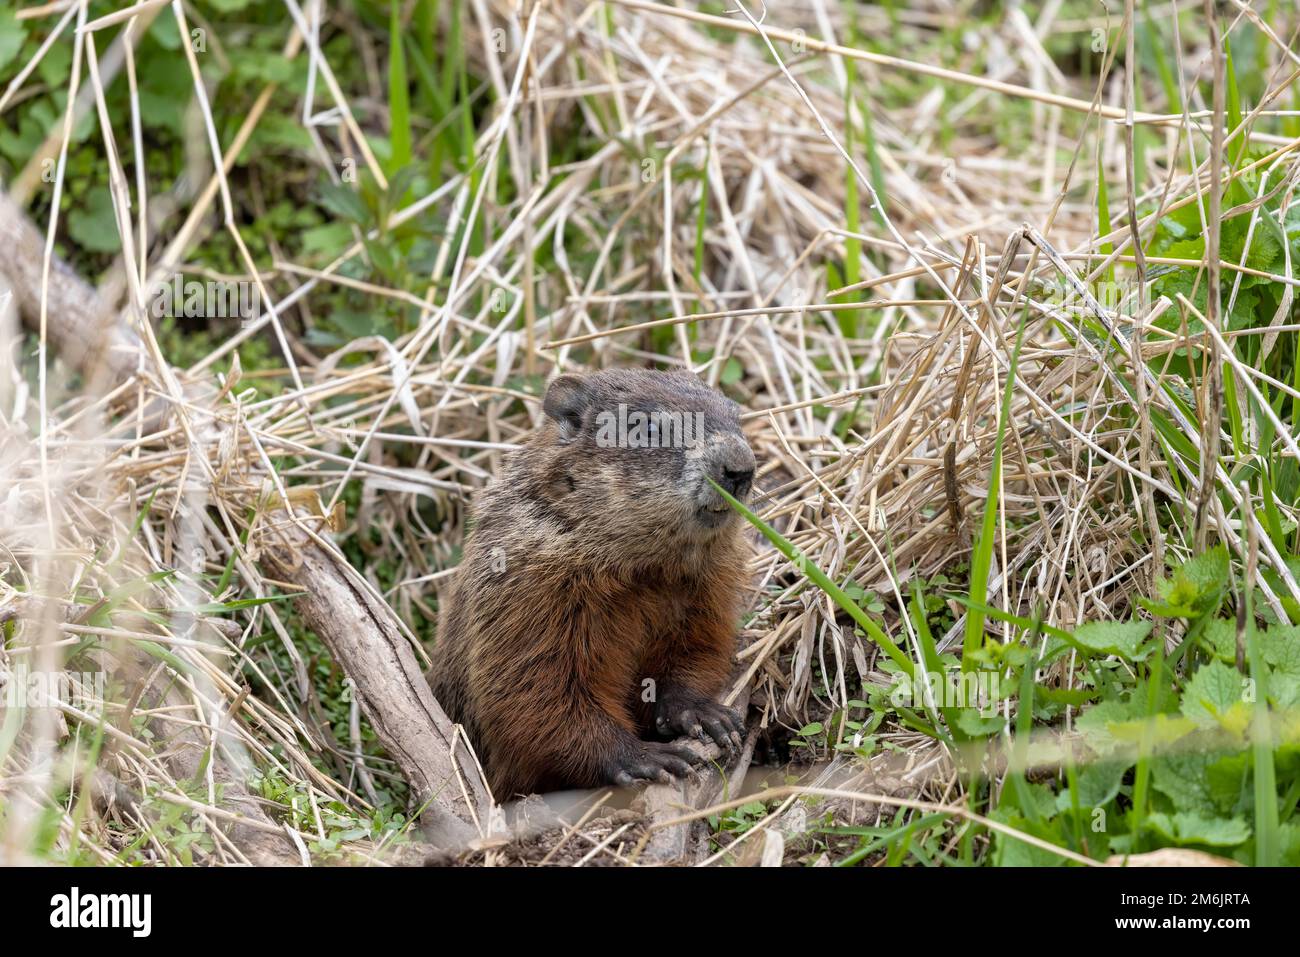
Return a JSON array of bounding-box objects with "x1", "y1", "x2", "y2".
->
[
  {"x1": 710, "y1": 435, "x2": 756, "y2": 499},
  {"x1": 719, "y1": 466, "x2": 754, "y2": 498}
]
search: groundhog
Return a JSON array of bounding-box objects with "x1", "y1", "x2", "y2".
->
[{"x1": 429, "y1": 368, "x2": 756, "y2": 798}]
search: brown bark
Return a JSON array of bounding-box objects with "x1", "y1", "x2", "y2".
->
[
  {"x1": 0, "y1": 193, "x2": 141, "y2": 386},
  {"x1": 261, "y1": 530, "x2": 484, "y2": 845}
]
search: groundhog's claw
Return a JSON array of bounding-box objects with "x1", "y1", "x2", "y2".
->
[
  {"x1": 656, "y1": 692, "x2": 746, "y2": 753},
  {"x1": 607, "y1": 741, "x2": 700, "y2": 787}
]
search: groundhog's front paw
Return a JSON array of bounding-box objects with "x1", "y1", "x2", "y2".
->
[
  {"x1": 605, "y1": 740, "x2": 701, "y2": 787},
  {"x1": 654, "y1": 688, "x2": 745, "y2": 752}
]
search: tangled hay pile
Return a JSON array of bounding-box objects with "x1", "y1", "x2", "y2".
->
[{"x1": 1, "y1": 0, "x2": 1294, "y2": 865}]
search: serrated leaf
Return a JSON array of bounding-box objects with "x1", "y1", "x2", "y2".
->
[
  {"x1": 1106, "y1": 713, "x2": 1199, "y2": 746},
  {"x1": 1038, "y1": 686, "x2": 1099, "y2": 708},
  {"x1": 1152, "y1": 751, "x2": 1219, "y2": 813},
  {"x1": 1200, "y1": 618, "x2": 1240, "y2": 663},
  {"x1": 1144, "y1": 812, "x2": 1251, "y2": 847},
  {"x1": 1206, "y1": 751, "x2": 1252, "y2": 815},
  {"x1": 1077, "y1": 698, "x2": 1143, "y2": 754},
  {"x1": 1181, "y1": 660, "x2": 1245, "y2": 728},
  {"x1": 1150, "y1": 547, "x2": 1229, "y2": 619},
  {"x1": 1280, "y1": 823, "x2": 1300, "y2": 866},
  {"x1": 1261, "y1": 624, "x2": 1300, "y2": 677},
  {"x1": 1057, "y1": 759, "x2": 1127, "y2": 812},
  {"x1": 1071, "y1": 619, "x2": 1153, "y2": 661}
]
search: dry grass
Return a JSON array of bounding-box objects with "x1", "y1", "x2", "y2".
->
[{"x1": 2, "y1": 0, "x2": 1299, "y2": 865}]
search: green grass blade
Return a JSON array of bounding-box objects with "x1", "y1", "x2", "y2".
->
[
  {"x1": 963, "y1": 310, "x2": 1030, "y2": 671},
  {"x1": 387, "y1": 0, "x2": 413, "y2": 175},
  {"x1": 1247, "y1": 608, "x2": 1281, "y2": 864},
  {"x1": 713, "y1": 481, "x2": 913, "y2": 678}
]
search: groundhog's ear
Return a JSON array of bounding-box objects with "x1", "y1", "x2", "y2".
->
[{"x1": 542, "y1": 375, "x2": 589, "y2": 440}]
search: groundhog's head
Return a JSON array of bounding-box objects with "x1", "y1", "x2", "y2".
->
[{"x1": 529, "y1": 368, "x2": 756, "y2": 542}]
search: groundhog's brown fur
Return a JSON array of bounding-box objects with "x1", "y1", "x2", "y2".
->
[{"x1": 429, "y1": 369, "x2": 756, "y2": 798}]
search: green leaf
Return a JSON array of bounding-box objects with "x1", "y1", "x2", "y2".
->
[
  {"x1": 1071, "y1": 619, "x2": 1154, "y2": 661},
  {"x1": 1077, "y1": 698, "x2": 1143, "y2": 754},
  {"x1": 1144, "y1": 812, "x2": 1251, "y2": 848},
  {"x1": 1206, "y1": 752, "x2": 1252, "y2": 815},
  {"x1": 385, "y1": 164, "x2": 421, "y2": 213},
  {"x1": 243, "y1": 113, "x2": 314, "y2": 161},
  {"x1": 1144, "y1": 547, "x2": 1230, "y2": 619},
  {"x1": 1200, "y1": 618, "x2": 1240, "y2": 664},
  {"x1": 330, "y1": 309, "x2": 383, "y2": 339},
  {"x1": 1261, "y1": 624, "x2": 1300, "y2": 676},
  {"x1": 67, "y1": 187, "x2": 122, "y2": 254},
  {"x1": 1280, "y1": 823, "x2": 1300, "y2": 866},
  {"x1": 1106, "y1": 713, "x2": 1199, "y2": 746},
  {"x1": 229, "y1": 51, "x2": 295, "y2": 85},
  {"x1": 0, "y1": 8, "x2": 26, "y2": 74},
  {"x1": 989, "y1": 809, "x2": 1070, "y2": 867},
  {"x1": 301, "y1": 221, "x2": 355, "y2": 259},
  {"x1": 138, "y1": 89, "x2": 187, "y2": 137},
  {"x1": 148, "y1": 15, "x2": 183, "y2": 50},
  {"x1": 954, "y1": 710, "x2": 1005, "y2": 736},
  {"x1": 1181, "y1": 660, "x2": 1245, "y2": 728},
  {"x1": 1037, "y1": 686, "x2": 1099, "y2": 708},
  {"x1": 1176, "y1": 547, "x2": 1230, "y2": 600},
  {"x1": 1056, "y1": 760, "x2": 1126, "y2": 812},
  {"x1": 1151, "y1": 751, "x2": 1219, "y2": 814},
  {"x1": 0, "y1": 114, "x2": 44, "y2": 163},
  {"x1": 720, "y1": 356, "x2": 744, "y2": 386},
  {"x1": 318, "y1": 183, "x2": 371, "y2": 225}
]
